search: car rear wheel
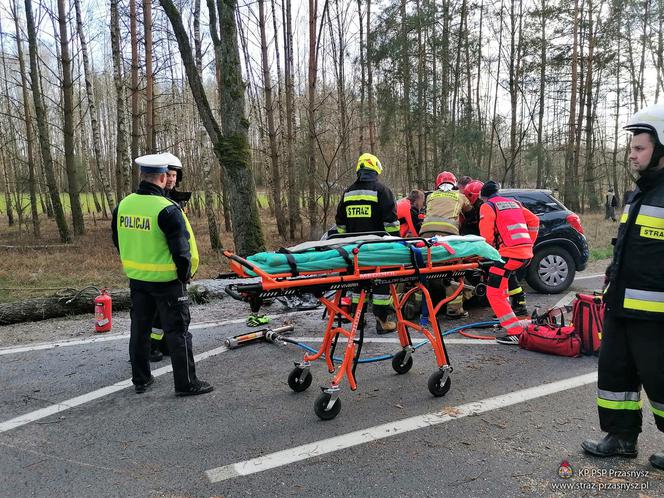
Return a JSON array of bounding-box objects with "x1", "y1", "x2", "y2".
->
[{"x1": 526, "y1": 246, "x2": 576, "y2": 294}]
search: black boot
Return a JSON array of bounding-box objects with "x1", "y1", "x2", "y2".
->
[
  {"x1": 581, "y1": 433, "x2": 638, "y2": 458},
  {"x1": 649, "y1": 452, "x2": 664, "y2": 470},
  {"x1": 149, "y1": 342, "x2": 163, "y2": 362}
]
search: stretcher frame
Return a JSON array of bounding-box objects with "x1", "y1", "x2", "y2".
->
[{"x1": 224, "y1": 238, "x2": 491, "y2": 420}]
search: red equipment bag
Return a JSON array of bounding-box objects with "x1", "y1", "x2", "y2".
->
[
  {"x1": 572, "y1": 293, "x2": 604, "y2": 355},
  {"x1": 519, "y1": 307, "x2": 581, "y2": 357}
]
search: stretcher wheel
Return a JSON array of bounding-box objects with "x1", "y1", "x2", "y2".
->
[
  {"x1": 288, "y1": 368, "x2": 312, "y2": 392},
  {"x1": 428, "y1": 370, "x2": 452, "y2": 397},
  {"x1": 391, "y1": 350, "x2": 413, "y2": 375},
  {"x1": 314, "y1": 393, "x2": 341, "y2": 420}
]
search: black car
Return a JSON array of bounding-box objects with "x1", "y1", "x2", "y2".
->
[{"x1": 500, "y1": 189, "x2": 589, "y2": 294}]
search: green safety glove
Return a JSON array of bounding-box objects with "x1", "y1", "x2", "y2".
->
[{"x1": 246, "y1": 313, "x2": 270, "y2": 327}]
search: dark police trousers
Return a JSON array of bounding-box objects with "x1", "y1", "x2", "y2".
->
[
  {"x1": 129, "y1": 279, "x2": 197, "y2": 391},
  {"x1": 597, "y1": 312, "x2": 664, "y2": 435}
]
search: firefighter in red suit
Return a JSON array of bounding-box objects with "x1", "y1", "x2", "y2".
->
[
  {"x1": 479, "y1": 181, "x2": 539, "y2": 345},
  {"x1": 396, "y1": 190, "x2": 425, "y2": 237}
]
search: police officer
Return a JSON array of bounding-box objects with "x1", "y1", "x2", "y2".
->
[
  {"x1": 112, "y1": 153, "x2": 213, "y2": 396},
  {"x1": 582, "y1": 104, "x2": 664, "y2": 469},
  {"x1": 149, "y1": 153, "x2": 185, "y2": 362},
  {"x1": 335, "y1": 153, "x2": 400, "y2": 333},
  {"x1": 479, "y1": 181, "x2": 539, "y2": 344}
]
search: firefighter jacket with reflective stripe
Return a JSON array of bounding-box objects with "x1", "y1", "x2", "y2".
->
[
  {"x1": 421, "y1": 190, "x2": 471, "y2": 236},
  {"x1": 396, "y1": 198, "x2": 420, "y2": 237},
  {"x1": 113, "y1": 182, "x2": 199, "y2": 283},
  {"x1": 605, "y1": 167, "x2": 664, "y2": 320},
  {"x1": 335, "y1": 171, "x2": 400, "y2": 235},
  {"x1": 479, "y1": 195, "x2": 539, "y2": 259}
]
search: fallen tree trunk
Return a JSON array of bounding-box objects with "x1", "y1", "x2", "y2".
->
[{"x1": 0, "y1": 281, "x2": 228, "y2": 326}]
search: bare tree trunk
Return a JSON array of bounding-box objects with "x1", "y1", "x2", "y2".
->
[
  {"x1": 0, "y1": 15, "x2": 16, "y2": 228},
  {"x1": 400, "y1": 0, "x2": 415, "y2": 187},
  {"x1": 160, "y1": 0, "x2": 265, "y2": 255},
  {"x1": 307, "y1": 0, "x2": 320, "y2": 239},
  {"x1": 357, "y1": 0, "x2": 365, "y2": 153},
  {"x1": 415, "y1": 0, "x2": 424, "y2": 187},
  {"x1": 487, "y1": 0, "x2": 504, "y2": 178},
  {"x1": 11, "y1": 0, "x2": 41, "y2": 235},
  {"x1": 74, "y1": 0, "x2": 115, "y2": 212},
  {"x1": 366, "y1": 0, "x2": 376, "y2": 153},
  {"x1": 130, "y1": 0, "x2": 140, "y2": 189},
  {"x1": 144, "y1": 0, "x2": 156, "y2": 153},
  {"x1": 536, "y1": 0, "x2": 547, "y2": 188},
  {"x1": 57, "y1": 0, "x2": 85, "y2": 235},
  {"x1": 564, "y1": 0, "x2": 580, "y2": 211},
  {"x1": 259, "y1": 0, "x2": 287, "y2": 238},
  {"x1": 24, "y1": 0, "x2": 70, "y2": 242},
  {"x1": 193, "y1": 0, "x2": 203, "y2": 73},
  {"x1": 111, "y1": 0, "x2": 131, "y2": 202},
  {"x1": 283, "y1": 0, "x2": 300, "y2": 239}
]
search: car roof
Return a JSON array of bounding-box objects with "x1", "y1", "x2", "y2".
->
[{"x1": 501, "y1": 188, "x2": 553, "y2": 195}]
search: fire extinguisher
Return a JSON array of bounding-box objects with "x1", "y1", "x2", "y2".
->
[{"x1": 94, "y1": 288, "x2": 113, "y2": 333}]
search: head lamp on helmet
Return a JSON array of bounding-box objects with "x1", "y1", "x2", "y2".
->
[{"x1": 356, "y1": 153, "x2": 383, "y2": 174}]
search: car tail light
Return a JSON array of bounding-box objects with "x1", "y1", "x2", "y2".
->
[{"x1": 566, "y1": 213, "x2": 584, "y2": 234}]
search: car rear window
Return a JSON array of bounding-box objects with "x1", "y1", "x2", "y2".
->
[{"x1": 503, "y1": 192, "x2": 563, "y2": 215}]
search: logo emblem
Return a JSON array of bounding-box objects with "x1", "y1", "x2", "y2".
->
[{"x1": 558, "y1": 460, "x2": 573, "y2": 479}]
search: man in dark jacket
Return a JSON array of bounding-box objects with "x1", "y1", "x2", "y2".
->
[
  {"x1": 335, "y1": 153, "x2": 400, "y2": 333},
  {"x1": 582, "y1": 104, "x2": 664, "y2": 469}
]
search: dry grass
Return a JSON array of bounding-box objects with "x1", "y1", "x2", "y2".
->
[
  {"x1": 579, "y1": 212, "x2": 617, "y2": 261},
  {"x1": 0, "y1": 212, "x2": 295, "y2": 303}
]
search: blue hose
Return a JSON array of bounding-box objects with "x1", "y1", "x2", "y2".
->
[{"x1": 289, "y1": 320, "x2": 500, "y2": 364}]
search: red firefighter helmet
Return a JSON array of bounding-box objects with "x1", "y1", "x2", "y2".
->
[
  {"x1": 435, "y1": 171, "x2": 457, "y2": 189},
  {"x1": 464, "y1": 180, "x2": 484, "y2": 204}
]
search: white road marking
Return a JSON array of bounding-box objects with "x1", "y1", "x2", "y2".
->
[
  {"x1": 0, "y1": 311, "x2": 317, "y2": 356},
  {"x1": 551, "y1": 291, "x2": 576, "y2": 310},
  {"x1": 0, "y1": 344, "x2": 229, "y2": 434},
  {"x1": 574, "y1": 273, "x2": 603, "y2": 281},
  {"x1": 205, "y1": 371, "x2": 598, "y2": 483}
]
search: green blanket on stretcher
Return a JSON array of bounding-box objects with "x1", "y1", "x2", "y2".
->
[{"x1": 244, "y1": 235, "x2": 502, "y2": 276}]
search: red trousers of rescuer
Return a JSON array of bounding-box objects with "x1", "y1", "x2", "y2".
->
[{"x1": 487, "y1": 258, "x2": 529, "y2": 335}]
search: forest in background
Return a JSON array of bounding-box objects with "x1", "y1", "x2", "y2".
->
[{"x1": 0, "y1": 0, "x2": 660, "y2": 254}]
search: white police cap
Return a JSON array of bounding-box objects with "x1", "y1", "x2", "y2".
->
[{"x1": 135, "y1": 152, "x2": 182, "y2": 173}]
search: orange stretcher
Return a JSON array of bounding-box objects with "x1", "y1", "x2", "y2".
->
[{"x1": 224, "y1": 238, "x2": 492, "y2": 420}]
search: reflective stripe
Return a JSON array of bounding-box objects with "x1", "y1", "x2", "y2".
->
[
  {"x1": 506, "y1": 223, "x2": 528, "y2": 230},
  {"x1": 150, "y1": 332, "x2": 164, "y2": 341},
  {"x1": 507, "y1": 287, "x2": 523, "y2": 296},
  {"x1": 620, "y1": 204, "x2": 630, "y2": 223},
  {"x1": 639, "y1": 204, "x2": 664, "y2": 218},
  {"x1": 597, "y1": 398, "x2": 642, "y2": 411},
  {"x1": 651, "y1": 401, "x2": 664, "y2": 418},
  {"x1": 504, "y1": 321, "x2": 523, "y2": 330},
  {"x1": 623, "y1": 288, "x2": 664, "y2": 313},
  {"x1": 598, "y1": 389, "x2": 640, "y2": 402},
  {"x1": 337, "y1": 225, "x2": 347, "y2": 234},
  {"x1": 344, "y1": 190, "x2": 378, "y2": 202},
  {"x1": 511, "y1": 233, "x2": 532, "y2": 240},
  {"x1": 385, "y1": 225, "x2": 400, "y2": 234},
  {"x1": 384, "y1": 221, "x2": 400, "y2": 228},
  {"x1": 498, "y1": 312, "x2": 517, "y2": 323},
  {"x1": 372, "y1": 297, "x2": 393, "y2": 306},
  {"x1": 636, "y1": 204, "x2": 664, "y2": 229},
  {"x1": 122, "y1": 260, "x2": 177, "y2": 272}
]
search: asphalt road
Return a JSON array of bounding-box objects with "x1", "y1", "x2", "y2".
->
[{"x1": 1, "y1": 272, "x2": 663, "y2": 497}]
